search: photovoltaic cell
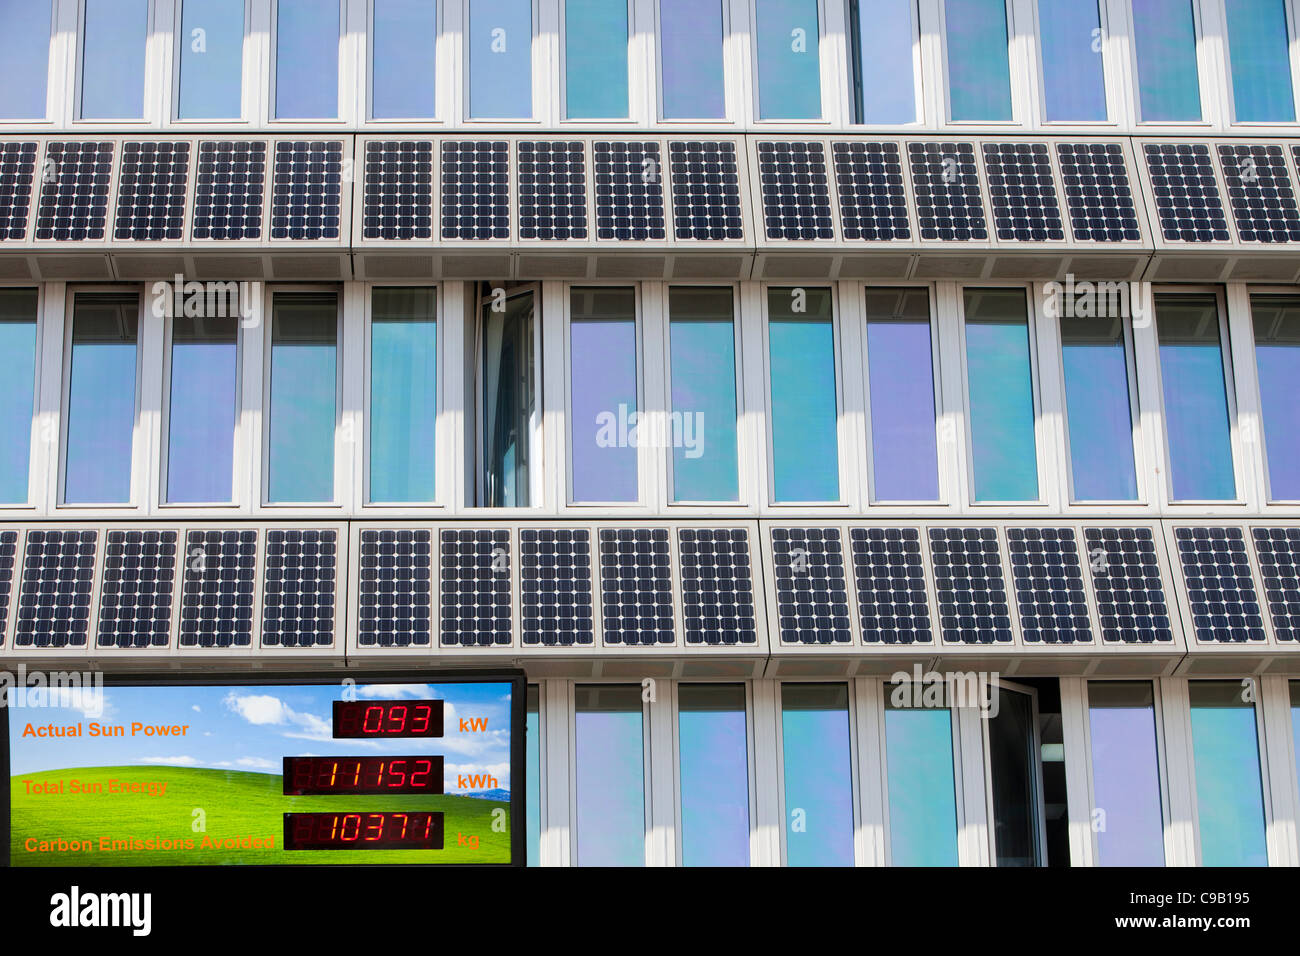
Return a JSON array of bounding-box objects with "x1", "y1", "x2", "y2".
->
[
  {"x1": 0, "y1": 530, "x2": 17, "y2": 644},
  {"x1": 832, "y1": 141, "x2": 910, "y2": 241},
  {"x1": 362, "y1": 141, "x2": 434, "y2": 240},
  {"x1": 35, "y1": 142, "x2": 114, "y2": 241},
  {"x1": 97, "y1": 530, "x2": 178, "y2": 649},
  {"x1": 1252, "y1": 528, "x2": 1300, "y2": 642},
  {"x1": 928, "y1": 528, "x2": 1012, "y2": 644},
  {"x1": 13, "y1": 530, "x2": 97, "y2": 649},
  {"x1": 756, "y1": 141, "x2": 833, "y2": 240},
  {"x1": 669, "y1": 141, "x2": 744, "y2": 240},
  {"x1": 593, "y1": 141, "x2": 666, "y2": 240},
  {"x1": 981, "y1": 143, "x2": 1065, "y2": 242},
  {"x1": 677, "y1": 528, "x2": 757, "y2": 645},
  {"x1": 179, "y1": 529, "x2": 257, "y2": 648},
  {"x1": 261, "y1": 529, "x2": 337, "y2": 648},
  {"x1": 1083, "y1": 527, "x2": 1173, "y2": 643},
  {"x1": 114, "y1": 141, "x2": 190, "y2": 241},
  {"x1": 518, "y1": 141, "x2": 588, "y2": 240},
  {"x1": 440, "y1": 529, "x2": 512, "y2": 646},
  {"x1": 1216, "y1": 144, "x2": 1300, "y2": 243},
  {"x1": 1006, "y1": 528, "x2": 1092, "y2": 644},
  {"x1": 849, "y1": 527, "x2": 932, "y2": 645},
  {"x1": 1174, "y1": 527, "x2": 1265, "y2": 643},
  {"x1": 357, "y1": 529, "x2": 431, "y2": 648},
  {"x1": 1055, "y1": 143, "x2": 1142, "y2": 242},
  {"x1": 441, "y1": 141, "x2": 510, "y2": 240},
  {"x1": 0, "y1": 142, "x2": 38, "y2": 242},
  {"x1": 271, "y1": 141, "x2": 344, "y2": 240},
  {"x1": 907, "y1": 142, "x2": 987, "y2": 241},
  {"x1": 598, "y1": 528, "x2": 674, "y2": 646},
  {"x1": 1143, "y1": 144, "x2": 1230, "y2": 242},
  {"x1": 770, "y1": 528, "x2": 851, "y2": 645},
  {"x1": 192, "y1": 140, "x2": 266, "y2": 240},
  {"x1": 520, "y1": 528, "x2": 594, "y2": 646}
]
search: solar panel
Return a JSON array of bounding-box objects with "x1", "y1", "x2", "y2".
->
[
  {"x1": 669, "y1": 141, "x2": 744, "y2": 240},
  {"x1": 677, "y1": 528, "x2": 757, "y2": 645},
  {"x1": 518, "y1": 141, "x2": 588, "y2": 240},
  {"x1": 441, "y1": 141, "x2": 510, "y2": 240},
  {"x1": 0, "y1": 530, "x2": 17, "y2": 644},
  {"x1": 598, "y1": 528, "x2": 674, "y2": 645},
  {"x1": 1143, "y1": 144, "x2": 1230, "y2": 242},
  {"x1": 35, "y1": 142, "x2": 114, "y2": 241},
  {"x1": 0, "y1": 142, "x2": 38, "y2": 242},
  {"x1": 981, "y1": 143, "x2": 1065, "y2": 242},
  {"x1": 357, "y1": 529, "x2": 431, "y2": 648},
  {"x1": 362, "y1": 140, "x2": 434, "y2": 241},
  {"x1": 593, "y1": 141, "x2": 666, "y2": 240},
  {"x1": 261, "y1": 529, "x2": 337, "y2": 648},
  {"x1": 520, "y1": 528, "x2": 594, "y2": 646},
  {"x1": 97, "y1": 530, "x2": 178, "y2": 649},
  {"x1": 13, "y1": 530, "x2": 97, "y2": 649},
  {"x1": 192, "y1": 140, "x2": 266, "y2": 240},
  {"x1": 1055, "y1": 143, "x2": 1142, "y2": 242},
  {"x1": 1083, "y1": 528, "x2": 1173, "y2": 644},
  {"x1": 1174, "y1": 527, "x2": 1265, "y2": 643},
  {"x1": 756, "y1": 141, "x2": 833, "y2": 240},
  {"x1": 907, "y1": 142, "x2": 987, "y2": 241},
  {"x1": 770, "y1": 528, "x2": 851, "y2": 645},
  {"x1": 440, "y1": 529, "x2": 512, "y2": 646},
  {"x1": 831, "y1": 141, "x2": 910, "y2": 241},
  {"x1": 928, "y1": 528, "x2": 1012, "y2": 644},
  {"x1": 849, "y1": 527, "x2": 932, "y2": 645},
  {"x1": 113, "y1": 141, "x2": 190, "y2": 241},
  {"x1": 1252, "y1": 528, "x2": 1300, "y2": 642},
  {"x1": 270, "y1": 141, "x2": 344, "y2": 240},
  {"x1": 179, "y1": 529, "x2": 258, "y2": 648},
  {"x1": 1006, "y1": 528, "x2": 1091, "y2": 644},
  {"x1": 1216, "y1": 144, "x2": 1300, "y2": 243}
]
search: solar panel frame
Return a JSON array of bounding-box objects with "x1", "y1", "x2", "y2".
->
[
  {"x1": 438, "y1": 138, "x2": 513, "y2": 243},
  {"x1": 1164, "y1": 523, "x2": 1272, "y2": 646},
  {"x1": 112, "y1": 140, "x2": 192, "y2": 243},
  {"x1": 11, "y1": 527, "x2": 100, "y2": 651},
  {"x1": 95, "y1": 528, "x2": 180, "y2": 650},
  {"x1": 0, "y1": 141, "x2": 40, "y2": 244},
  {"x1": 752, "y1": 140, "x2": 838, "y2": 243},
  {"x1": 1251, "y1": 524, "x2": 1300, "y2": 644},
  {"x1": 676, "y1": 526, "x2": 760, "y2": 646},
  {"x1": 592, "y1": 138, "x2": 669, "y2": 243},
  {"x1": 925, "y1": 525, "x2": 1017, "y2": 646},
  {"x1": 358, "y1": 137, "x2": 437, "y2": 243},
  {"x1": 190, "y1": 137, "x2": 269, "y2": 243},
  {"x1": 437, "y1": 526, "x2": 515, "y2": 648},
  {"x1": 177, "y1": 526, "x2": 261, "y2": 652},
  {"x1": 1053, "y1": 139, "x2": 1148, "y2": 245},
  {"x1": 258, "y1": 525, "x2": 344, "y2": 652},
  {"x1": 516, "y1": 140, "x2": 590, "y2": 243},
  {"x1": 1081, "y1": 524, "x2": 1181, "y2": 647},
  {"x1": 905, "y1": 139, "x2": 991, "y2": 244},
  {"x1": 761, "y1": 523, "x2": 858, "y2": 648},
  {"x1": 827, "y1": 138, "x2": 913, "y2": 244},
  {"x1": 33, "y1": 140, "x2": 118, "y2": 245},
  {"x1": 268, "y1": 138, "x2": 349, "y2": 244},
  {"x1": 847, "y1": 525, "x2": 938, "y2": 646},
  {"x1": 979, "y1": 141, "x2": 1068, "y2": 244},
  {"x1": 519, "y1": 524, "x2": 596, "y2": 647},
  {"x1": 1137, "y1": 140, "x2": 1234, "y2": 246},
  {"x1": 666, "y1": 138, "x2": 750, "y2": 244}
]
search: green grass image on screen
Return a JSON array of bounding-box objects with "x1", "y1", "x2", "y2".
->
[{"x1": 11, "y1": 766, "x2": 511, "y2": 866}]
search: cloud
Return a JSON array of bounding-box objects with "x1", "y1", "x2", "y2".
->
[
  {"x1": 192, "y1": 705, "x2": 201, "y2": 713},
  {"x1": 222, "y1": 692, "x2": 334, "y2": 742},
  {"x1": 355, "y1": 684, "x2": 437, "y2": 699},
  {"x1": 139, "y1": 755, "x2": 200, "y2": 767},
  {"x1": 235, "y1": 756, "x2": 277, "y2": 770}
]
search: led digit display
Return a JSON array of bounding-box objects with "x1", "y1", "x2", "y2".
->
[
  {"x1": 282, "y1": 756, "x2": 445, "y2": 795},
  {"x1": 332, "y1": 700, "x2": 444, "y2": 738},
  {"x1": 283, "y1": 812, "x2": 445, "y2": 851}
]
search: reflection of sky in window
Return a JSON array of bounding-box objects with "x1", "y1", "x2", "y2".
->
[
  {"x1": 885, "y1": 704, "x2": 959, "y2": 865},
  {"x1": 754, "y1": 0, "x2": 821, "y2": 120},
  {"x1": 370, "y1": 289, "x2": 437, "y2": 503},
  {"x1": 575, "y1": 686, "x2": 644, "y2": 866},
  {"x1": 570, "y1": 295, "x2": 637, "y2": 503},
  {"x1": 1037, "y1": 0, "x2": 1107, "y2": 121},
  {"x1": 1088, "y1": 683, "x2": 1165, "y2": 866},
  {"x1": 944, "y1": 0, "x2": 1013, "y2": 121},
  {"x1": 65, "y1": 297, "x2": 138, "y2": 505},
  {"x1": 1131, "y1": 0, "x2": 1201, "y2": 121},
  {"x1": 275, "y1": 0, "x2": 339, "y2": 119},
  {"x1": 678, "y1": 685, "x2": 749, "y2": 866},
  {"x1": 1252, "y1": 297, "x2": 1300, "y2": 500},
  {"x1": 1189, "y1": 683, "x2": 1267, "y2": 866},
  {"x1": 565, "y1": 0, "x2": 628, "y2": 118},
  {"x1": 0, "y1": 292, "x2": 37, "y2": 503},
  {"x1": 178, "y1": 0, "x2": 245, "y2": 119},
  {"x1": 867, "y1": 291, "x2": 938, "y2": 501},
  {"x1": 1061, "y1": 317, "x2": 1138, "y2": 501},
  {"x1": 81, "y1": 0, "x2": 148, "y2": 119},
  {"x1": 965, "y1": 290, "x2": 1038, "y2": 502},
  {"x1": 769, "y1": 289, "x2": 838, "y2": 502},
  {"x1": 469, "y1": 0, "x2": 532, "y2": 118},
  {"x1": 670, "y1": 289, "x2": 738, "y2": 502},
  {"x1": 852, "y1": 0, "x2": 917, "y2": 124},
  {"x1": 0, "y1": 0, "x2": 52, "y2": 119},
  {"x1": 372, "y1": 0, "x2": 438, "y2": 118},
  {"x1": 1224, "y1": 0, "x2": 1294, "y2": 122},
  {"x1": 659, "y1": 0, "x2": 725, "y2": 119},
  {"x1": 782, "y1": 684, "x2": 853, "y2": 866},
  {"x1": 268, "y1": 295, "x2": 336, "y2": 504},
  {"x1": 168, "y1": 320, "x2": 237, "y2": 503}
]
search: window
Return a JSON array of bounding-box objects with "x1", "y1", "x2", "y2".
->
[
  {"x1": 1250, "y1": 294, "x2": 1300, "y2": 500},
  {"x1": 469, "y1": 0, "x2": 532, "y2": 120},
  {"x1": 526, "y1": 685, "x2": 541, "y2": 867},
  {"x1": 768, "y1": 287, "x2": 838, "y2": 503},
  {"x1": 1036, "y1": 0, "x2": 1107, "y2": 122},
  {"x1": 1087, "y1": 682, "x2": 1165, "y2": 866},
  {"x1": 988, "y1": 688, "x2": 1041, "y2": 866},
  {"x1": 177, "y1": 0, "x2": 245, "y2": 120},
  {"x1": 1154, "y1": 293, "x2": 1236, "y2": 501},
  {"x1": 1224, "y1": 0, "x2": 1295, "y2": 122},
  {"x1": 884, "y1": 694, "x2": 959, "y2": 865},
  {"x1": 166, "y1": 315, "x2": 237, "y2": 504},
  {"x1": 1291, "y1": 682, "x2": 1300, "y2": 800},
  {"x1": 370, "y1": 288, "x2": 437, "y2": 504},
  {"x1": 267, "y1": 292, "x2": 337, "y2": 504},
  {"x1": 781, "y1": 684, "x2": 854, "y2": 866},
  {"x1": 574, "y1": 685, "x2": 645, "y2": 866},
  {"x1": 570, "y1": 287, "x2": 637, "y2": 504},
  {"x1": 865, "y1": 288, "x2": 938, "y2": 501},
  {"x1": 848, "y1": 0, "x2": 918, "y2": 124},
  {"x1": 658, "y1": 0, "x2": 725, "y2": 120},
  {"x1": 274, "y1": 0, "x2": 339, "y2": 119},
  {"x1": 480, "y1": 288, "x2": 536, "y2": 507},
  {"x1": 944, "y1": 0, "x2": 1013, "y2": 122},
  {"x1": 678, "y1": 684, "x2": 750, "y2": 866},
  {"x1": 1060, "y1": 314, "x2": 1138, "y2": 501},
  {"x1": 565, "y1": 0, "x2": 628, "y2": 119},
  {"x1": 1131, "y1": 0, "x2": 1201, "y2": 122},
  {"x1": 80, "y1": 0, "x2": 149, "y2": 120},
  {"x1": 0, "y1": 0, "x2": 52, "y2": 119},
  {"x1": 371, "y1": 0, "x2": 438, "y2": 119},
  {"x1": 0, "y1": 290, "x2": 37, "y2": 504},
  {"x1": 1188, "y1": 681, "x2": 1268, "y2": 866},
  {"x1": 754, "y1": 0, "x2": 821, "y2": 120},
  {"x1": 64, "y1": 292, "x2": 139, "y2": 505},
  {"x1": 668, "y1": 287, "x2": 738, "y2": 503},
  {"x1": 964, "y1": 289, "x2": 1038, "y2": 503}
]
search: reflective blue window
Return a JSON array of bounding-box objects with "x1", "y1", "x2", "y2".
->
[
  {"x1": 679, "y1": 684, "x2": 750, "y2": 867},
  {"x1": 371, "y1": 0, "x2": 437, "y2": 119},
  {"x1": 0, "y1": 290, "x2": 37, "y2": 504},
  {"x1": 1225, "y1": 0, "x2": 1295, "y2": 122},
  {"x1": 1156, "y1": 294, "x2": 1236, "y2": 501},
  {"x1": 1132, "y1": 0, "x2": 1201, "y2": 121},
  {"x1": 268, "y1": 293, "x2": 337, "y2": 504},
  {"x1": 659, "y1": 0, "x2": 725, "y2": 120},
  {"x1": 669, "y1": 288, "x2": 738, "y2": 503},
  {"x1": 781, "y1": 684, "x2": 854, "y2": 866},
  {"x1": 849, "y1": 0, "x2": 918, "y2": 124},
  {"x1": 167, "y1": 316, "x2": 237, "y2": 504},
  {"x1": 0, "y1": 0, "x2": 52, "y2": 119},
  {"x1": 178, "y1": 0, "x2": 245, "y2": 120},
  {"x1": 1037, "y1": 0, "x2": 1107, "y2": 122},
  {"x1": 1291, "y1": 682, "x2": 1300, "y2": 802},
  {"x1": 755, "y1": 0, "x2": 821, "y2": 120},
  {"x1": 965, "y1": 289, "x2": 1038, "y2": 502},
  {"x1": 570, "y1": 288, "x2": 637, "y2": 504},
  {"x1": 575, "y1": 685, "x2": 644, "y2": 867},
  {"x1": 1088, "y1": 682, "x2": 1165, "y2": 866},
  {"x1": 885, "y1": 696, "x2": 959, "y2": 865},
  {"x1": 768, "y1": 288, "x2": 838, "y2": 503},
  {"x1": 526, "y1": 685, "x2": 541, "y2": 867},
  {"x1": 565, "y1": 0, "x2": 628, "y2": 119},
  {"x1": 1061, "y1": 315, "x2": 1138, "y2": 501},
  {"x1": 370, "y1": 288, "x2": 437, "y2": 504},
  {"x1": 275, "y1": 0, "x2": 339, "y2": 119},
  {"x1": 1251, "y1": 297, "x2": 1300, "y2": 501},
  {"x1": 469, "y1": 0, "x2": 532, "y2": 119},
  {"x1": 81, "y1": 0, "x2": 148, "y2": 120},
  {"x1": 1189, "y1": 681, "x2": 1268, "y2": 867},
  {"x1": 944, "y1": 0, "x2": 1013, "y2": 121},
  {"x1": 866, "y1": 289, "x2": 938, "y2": 501}
]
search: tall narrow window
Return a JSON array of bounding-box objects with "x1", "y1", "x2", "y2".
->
[
  {"x1": 1037, "y1": 0, "x2": 1107, "y2": 122},
  {"x1": 964, "y1": 289, "x2": 1038, "y2": 502},
  {"x1": 526, "y1": 685, "x2": 541, "y2": 867},
  {"x1": 944, "y1": 0, "x2": 1013, "y2": 121},
  {"x1": 678, "y1": 684, "x2": 750, "y2": 866},
  {"x1": 167, "y1": 315, "x2": 237, "y2": 504},
  {"x1": 0, "y1": 290, "x2": 37, "y2": 504},
  {"x1": 781, "y1": 684, "x2": 854, "y2": 866},
  {"x1": 177, "y1": 0, "x2": 245, "y2": 120},
  {"x1": 371, "y1": 0, "x2": 438, "y2": 119},
  {"x1": 1155, "y1": 293, "x2": 1236, "y2": 501},
  {"x1": 1291, "y1": 682, "x2": 1300, "y2": 800},
  {"x1": 865, "y1": 288, "x2": 938, "y2": 501},
  {"x1": 0, "y1": 0, "x2": 52, "y2": 119},
  {"x1": 469, "y1": 0, "x2": 532, "y2": 119},
  {"x1": 848, "y1": 0, "x2": 918, "y2": 124},
  {"x1": 80, "y1": 0, "x2": 148, "y2": 120},
  {"x1": 884, "y1": 694, "x2": 959, "y2": 865},
  {"x1": 370, "y1": 288, "x2": 437, "y2": 504},
  {"x1": 669, "y1": 287, "x2": 738, "y2": 503},
  {"x1": 65, "y1": 293, "x2": 139, "y2": 505},
  {"x1": 481, "y1": 289, "x2": 536, "y2": 507},
  {"x1": 659, "y1": 0, "x2": 725, "y2": 120},
  {"x1": 1060, "y1": 314, "x2": 1138, "y2": 501},
  {"x1": 570, "y1": 288, "x2": 637, "y2": 504},
  {"x1": 754, "y1": 0, "x2": 821, "y2": 120},
  {"x1": 575, "y1": 685, "x2": 645, "y2": 867},
  {"x1": 275, "y1": 0, "x2": 339, "y2": 119},
  {"x1": 1250, "y1": 294, "x2": 1300, "y2": 500},
  {"x1": 565, "y1": 0, "x2": 628, "y2": 119},
  {"x1": 1188, "y1": 681, "x2": 1268, "y2": 866},
  {"x1": 768, "y1": 288, "x2": 838, "y2": 502},
  {"x1": 1131, "y1": 0, "x2": 1202, "y2": 122},
  {"x1": 1224, "y1": 0, "x2": 1295, "y2": 122},
  {"x1": 1087, "y1": 682, "x2": 1166, "y2": 866},
  {"x1": 268, "y1": 292, "x2": 337, "y2": 504},
  {"x1": 988, "y1": 688, "x2": 1041, "y2": 866}
]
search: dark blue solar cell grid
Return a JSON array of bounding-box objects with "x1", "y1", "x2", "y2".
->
[
  {"x1": 192, "y1": 140, "x2": 266, "y2": 240},
  {"x1": 593, "y1": 141, "x2": 666, "y2": 241},
  {"x1": 270, "y1": 141, "x2": 343, "y2": 240},
  {"x1": 1216, "y1": 144, "x2": 1300, "y2": 243},
  {"x1": 362, "y1": 141, "x2": 434, "y2": 240},
  {"x1": 521, "y1": 529, "x2": 594, "y2": 646},
  {"x1": 1055, "y1": 143, "x2": 1142, "y2": 242},
  {"x1": 599, "y1": 528, "x2": 674, "y2": 645},
  {"x1": 441, "y1": 141, "x2": 510, "y2": 240},
  {"x1": 35, "y1": 142, "x2": 114, "y2": 241},
  {"x1": 358, "y1": 529, "x2": 432, "y2": 648},
  {"x1": 1174, "y1": 527, "x2": 1265, "y2": 643},
  {"x1": 677, "y1": 528, "x2": 757, "y2": 646},
  {"x1": 97, "y1": 530, "x2": 178, "y2": 649},
  {"x1": 0, "y1": 142, "x2": 38, "y2": 242},
  {"x1": 756, "y1": 141, "x2": 833, "y2": 240},
  {"x1": 0, "y1": 530, "x2": 17, "y2": 644},
  {"x1": 1083, "y1": 527, "x2": 1173, "y2": 644},
  {"x1": 1252, "y1": 528, "x2": 1300, "y2": 642},
  {"x1": 982, "y1": 143, "x2": 1065, "y2": 242},
  {"x1": 114, "y1": 141, "x2": 190, "y2": 241},
  {"x1": 907, "y1": 142, "x2": 987, "y2": 241},
  {"x1": 440, "y1": 529, "x2": 512, "y2": 646},
  {"x1": 928, "y1": 528, "x2": 1013, "y2": 644},
  {"x1": 518, "y1": 141, "x2": 588, "y2": 240},
  {"x1": 179, "y1": 530, "x2": 257, "y2": 648},
  {"x1": 1143, "y1": 144, "x2": 1230, "y2": 242},
  {"x1": 14, "y1": 530, "x2": 97, "y2": 648},
  {"x1": 832, "y1": 141, "x2": 910, "y2": 241},
  {"x1": 669, "y1": 141, "x2": 744, "y2": 240},
  {"x1": 770, "y1": 528, "x2": 851, "y2": 645},
  {"x1": 1006, "y1": 528, "x2": 1092, "y2": 644},
  {"x1": 261, "y1": 530, "x2": 337, "y2": 648},
  {"x1": 850, "y1": 527, "x2": 931, "y2": 645}
]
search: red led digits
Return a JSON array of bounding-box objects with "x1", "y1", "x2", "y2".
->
[
  {"x1": 332, "y1": 700, "x2": 444, "y2": 738},
  {"x1": 282, "y1": 756, "x2": 444, "y2": 795},
  {"x1": 284, "y1": 812, "x2": 445, "y2": 851}
]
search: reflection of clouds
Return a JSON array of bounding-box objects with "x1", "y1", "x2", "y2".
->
[{"x1": 223, "y1": 692, "x2": 332, "y2": 738}]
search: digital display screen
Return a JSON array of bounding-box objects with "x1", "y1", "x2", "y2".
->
[
  {"x1": 283, "y1": 756, "x2": 444, "y2": 795},
  {"x1": 332, "y1": 700, "x2": 444, "y2": 738},
  {"x1": 284, "y1": 812, "x2": 445, "y2": 851}
]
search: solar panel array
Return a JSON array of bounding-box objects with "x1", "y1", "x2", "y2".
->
[
  {"x1": 1143, "y1": 143, "x2": 1230, "y2": 243},
  {"x1": 669, "y1": 141, "x2": 745, "y2": 240},
  {"x1": 261, "y1": 529, "x2": 337, "y2": 647},
  {"x1": 0, "y1": 531, "x2": 17, "y2": 644},
  {"x1": 1254, "y1": 528, "x2": 1300, "y2": 642},
  {"x1": 981, "y1": 143, "x2": 1065, "y2": 242},
  {"x1": 1216, "y1": 144, "x2": 1300, "y2": 243},
  {"x1": 1173, "y1": 527, "x2": 1265, "y2": 643},
  {"x1": 907, "y1": 142, "x2": 988, "y2": 241},
  {"x1": 97, "y1": 530, "x2": 177, "y2": 648},
  {"x1": 1055, "y1": 143, "x2": 1142, "y2": 242},
  {"x1": 0, "y1": 142, "x2": 38, "y2": 242},
  {"x1": 440, "y1": 529, "x2": 512, "y2": 646},
  {"x1": 929, "y1": 528, "x2": 1012, "y2": 644},
  {"x1": 35, "y1": 142, "x2": 114, "y2": 241},
  {"x1": 517, "y1": 141, "x2": 588, "y2": 240},
  {"x1": 756, "y1": 141, "x2": 833, "y2": 241},
  {"x1": 520, "y1": 528, "x2": 594, "y2": 646},
  {"x1": 113, "y1": 141, "x2": 189, "y2": 241},
  {"x1": 13, "y1": 530, "x2": 97, "y2": 648},
  {"x1": 598, "y1": 528, "x2": 675, "y2": 645},
  {"x1": 179, "y1": 529, "x2": 258, "y2": 648},
  {"x1": 592, "y1": 141, "x2": 666, "y2": 240},
  {"x1": 270, "y1": 141, "x2": 344, "y2": 240},
  {"x1": 770, "y1": 528, "x2": 852, "y2": 645},
  {"x1": 1006, "y1": 528, "x2": 1091, "y2": 644},
  {"x1": 1084, "y1": 528, "x2": 1174, "y2": 644},
  {"x1": 677, "y1": 528, "x2": 757, "y2": 645},
  {"x1": 850, "y1": 527, "x2": 931, "y2": 645},
  {"x1": 192, "y1": 140, "x2": 266, "y2": 240},
  {"x1": 357, "y1": 529, "x2": 432, "y2": 648},
  {"x1": 362, "y1": 141, "x2": 434, "y2": 241},
  {"x1": 441, "y1": 141, "x2": 510, "y2": 240},
  {"x1": 831, "y1": 142, "x2": 911, "y2": 241}
]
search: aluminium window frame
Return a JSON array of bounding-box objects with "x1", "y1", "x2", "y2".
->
[
  {"x1": 745, "y1": 0, "x2": 837, "y2": 127},
  {"x1": 364, "y1": 0, "x2": 443, "y2": 124},
  {"x1": 73, "y1": 0, "x2": 159, "y2": 126},
  {"x1": 0, "y1": 0, "x2": 60, "y2": 128},
  {"x1": 1214, "y1": 0, "x2": 1300, "y2": 128},
  {"x1": 933, "y1": 0, "x2": 1026, "y2": 127},
  {"x1": 168, "y1": 0, "x2": 254, "y2": 124},
  {"x1": 459, "y1": 0, "x2": 546, "y2": 126},
  {"x1": 843, "y1": 0, "x2": 926, "y2": 128},
  {"x1": 1024, "y1": 0, "x2": 1125, "y2": 128},
  {"x1": 651, "y1": 0, "x2": 738, "y2": 125},
  {"x1": 267, "y1": 0, "x2": 349, "y2": 124},
  {"x1": 0, "y1": 284, "x2": 51, "y2": 516},
  {"x1": 980, "y1": 678, "x2": 1049, "y2": 866},
  {"x1": 1122, "y1": 0, "x2": 1222, "y2": 127},
  {"x1": 555, "y1": 0, "x2": 641, "y2": 125}
]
